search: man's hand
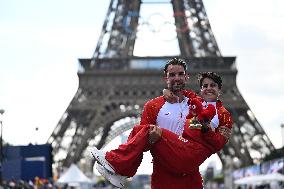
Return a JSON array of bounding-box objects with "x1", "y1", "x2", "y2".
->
[
  {"x1": 148, "y1": 125, "x2": 162, "y2": 144},
  {"x1": 219, "y1": 126, "x2": 232, "y2": 141}
]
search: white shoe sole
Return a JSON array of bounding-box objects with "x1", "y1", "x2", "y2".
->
[
  {"x1": 90, "y1": 147, "x2": 115, "y2": 173},
  {"x1": 96, "y1": 163, "x2": 125, "y2": 188}
]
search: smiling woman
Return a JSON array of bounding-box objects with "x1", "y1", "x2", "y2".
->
[{"x1": 199, "y1": 72, "x2": 222, "y2": 103}]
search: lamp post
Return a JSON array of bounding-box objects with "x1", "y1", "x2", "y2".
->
[
  {"x1": 35, "y1": 127, "x2": 39, "y2": 145},
  {"x1": 0, "y1": 109, "x2": 4, "y2": 185}
]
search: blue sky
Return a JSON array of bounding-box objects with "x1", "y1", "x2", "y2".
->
[{"x1": 1, "y1": 0, "x2": 284, "y2": 172}]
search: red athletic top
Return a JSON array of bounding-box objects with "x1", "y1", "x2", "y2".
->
[{"x1": 139, "y1": 89, "x2": 233, "y2": 153}]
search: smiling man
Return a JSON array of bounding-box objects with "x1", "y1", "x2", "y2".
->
[{"x1": 92, "y1": 58, "x2": 198, "y2": 187}]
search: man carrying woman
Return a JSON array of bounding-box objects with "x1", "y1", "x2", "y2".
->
[{"x1": 91, "y1": 58, "x2": 232, "y2": 189}]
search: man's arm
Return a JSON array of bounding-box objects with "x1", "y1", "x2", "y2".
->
[
  {"x1": 200, "y1": 125, "x2": 232, "y2": 152},
  {"x1": 140, "y1": 101, "x2": 156, "y2": 125},
  {"x1": 200, "y1": 110, "x2": 233, "y2": 152},
  {"x1": 219, "y1": 126, "x2": 232, "y2": 141},
  {"x1": 128, "y1": 99, "x2": 159, "y2": 141}
]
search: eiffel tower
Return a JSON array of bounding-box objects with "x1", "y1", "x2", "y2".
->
[{"x1": 48, "y1": 0, "x2": 275, "y2": 173}]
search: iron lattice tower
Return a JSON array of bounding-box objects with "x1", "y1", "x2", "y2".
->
[{"x1": 48, "y1": 0, "x2": 275, "y2": 172}]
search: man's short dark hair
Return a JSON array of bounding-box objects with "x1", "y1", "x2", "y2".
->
[
  {"x1": 164, "y1": 58, "x2": 187, "y2": 74},
  {"x1": 198, "y1": 72, "x2": 222, "y2": 89}
]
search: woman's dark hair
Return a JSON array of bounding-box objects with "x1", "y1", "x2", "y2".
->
[{"x1": 198, "y1": 72, "x2": 222, "y2": 89}]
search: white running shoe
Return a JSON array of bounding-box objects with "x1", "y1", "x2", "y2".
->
[
  {"x1": 90, "y1": 146, "x2": 115, "y2": 173},
  {"x1": 96, "y1": 163, "x2": 127, "y2": 188}
]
